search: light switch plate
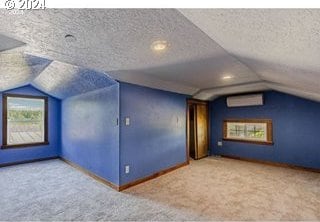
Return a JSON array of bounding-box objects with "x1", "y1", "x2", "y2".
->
[
  {"x1": 218, "y1": 141, "x2": 223, "y2": 146},
  {"x1": 125, "y1": 117, "x2": 130, "y2": 126},
  {"x1": 125, "y1": 165, "x2": 130, "y2": 174}
]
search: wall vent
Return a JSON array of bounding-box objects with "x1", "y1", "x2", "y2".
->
[{"x1": 226, "y1": 93, "x2": 263, "y2": 107}]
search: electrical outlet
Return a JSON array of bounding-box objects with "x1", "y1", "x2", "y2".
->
[
  {"x1": 218, "y1": 141, "x2": 223, "y2": 146},
  {"x1": 125, "y1": 117, "x2": 130, "y2": 126},
  {"x1": 125, "y1": 165, "x2": 130, "y2": 174}
]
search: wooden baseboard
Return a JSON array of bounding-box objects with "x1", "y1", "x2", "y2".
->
[
  {"x1": 221, "y1": 155, "x2": 320, "y2": 173},
  {"x1": 0, "y1": 156, "x2": 58, "y2": 168},
  {"x1": 1, "y1": 156, "x2": 189, "y2": 191},
  {"x1": 61, "y1": 158, "x2": 188, "y2": 192},
  {"x1": 59, "y1": 157, "x2": 120, "y2": 191},
  {"x1": 119, "y1": 161, "x2": 189, "y2": 191}
]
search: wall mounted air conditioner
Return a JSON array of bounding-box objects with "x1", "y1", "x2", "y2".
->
[{"x1": 226, "y1": 93, "x2": 264, "y2": 107}]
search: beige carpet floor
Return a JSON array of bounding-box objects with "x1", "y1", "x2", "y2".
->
[
  {"x1": 125, "y1": 157, "x2": 320, "y2": 221},
  {"x1": 0, "y1": 157, "x2": 319, "y2": 221}
]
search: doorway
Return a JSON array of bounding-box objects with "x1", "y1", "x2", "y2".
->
[{"x1": 187, "y1": 99, "x2": 209, "y2": 160}]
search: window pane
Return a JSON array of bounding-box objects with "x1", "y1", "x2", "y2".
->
[
  {"x1": 225, "y1": 120, "x2": 270, "y2": 143},
  {"x1": 245, "y1": 123, "x2": 267, "y2": 141},
  {"x1": 7, "y1": 97, "x2": 45, "y2": 145},
  {"x1": 227, "y1": 123, "x2": 245, "y2": 138}
]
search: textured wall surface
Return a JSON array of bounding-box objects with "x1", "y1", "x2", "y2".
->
[
  {"x1": 210, "y1": 91, "x2": 320, "y2": 169},
  {"x1": 119, "y1": 82, "x2": 187, "y2": 185},
  {"x1": 61, "y1": 84, "x2": 120, "y2": 185},
  {"x1": 0, "y1": 85, "x2": 60, "y2": 165}
]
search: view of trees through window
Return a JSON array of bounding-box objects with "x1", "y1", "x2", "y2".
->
[
  {"x1": 228, "y1": 123, "x2": 266, "y2": 140},
  {"x1": 223, "y1": 119, "x2": 273, "y2": 144},
  {"x1": 7, "y1": 97, "x2": 45, "y2": 145}
]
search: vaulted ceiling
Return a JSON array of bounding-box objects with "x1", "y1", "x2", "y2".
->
[
  {"x1": 179, "y1": 9, "x2": 320, "y2": 101},
  {"x1": 0, "y1": 9, "x2": 319, "y2": 101},
  {"x1": 0, "y1": 53, "x2": 117, "y2": 99}
]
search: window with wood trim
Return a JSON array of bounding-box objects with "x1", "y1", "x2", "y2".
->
[
  {"x1": 223, "y1": 119, "x2": 273, "y2": 145},
  {"x1": 2, "y1": 94, "x2": 48, "y2": 149}
]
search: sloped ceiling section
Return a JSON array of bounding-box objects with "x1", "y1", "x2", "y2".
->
[
  {"x1": 32, "y1": 61, "x2": 117, "y2": 99},
  {"x1": 194, "y1": 82, "x2": 269, "y2": 101},
  {"x1": 0, "y1": 9, "x2": 260, "y2": 96},
  {"x1": 0, "y1": 9, "x2": 320, "y2": 101},
  {"x1": 0, "y1": 53, "x2": 51, "y2": 91},
  {"x1": 179, "y1": 9, "x2": 320, "y2": 101},
  {"x1": 0, "y1": 34, "x2": 25, "y2": 52},
  {"x1": 0, "y1": 53, "x2": 117, "y2": 99},
  {"x1": 266, "y1": 82, "x2": 320, "y2": 102}
]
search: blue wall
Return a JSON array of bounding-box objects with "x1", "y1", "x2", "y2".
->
[
  {"x1": 211, "y1": 91, "x2": 320, "y2": 170},
  {"x1": 119, "y1": 82, "x2": 188, "y2": 185},
  {"x1": 61, "y1": 84, "x2": 120, "y2": 185},
  {"x1": 0, "y1": 85, "x2": 60, "y2": 165}
]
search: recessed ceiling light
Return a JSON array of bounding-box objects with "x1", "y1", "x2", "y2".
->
[
  {"x1": 65, "y1": 34, "x2": 77, "y2": 43},
  {"x1": 151, "y1": 40, "x2": 168, "y2": 52},
  {"x1": 222, "y1": 75, "x2": 233, "y2": 80}
]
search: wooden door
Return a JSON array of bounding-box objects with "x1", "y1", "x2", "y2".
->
[
  {"x1": 187, "y1": 99, "x2": 209, "y2": 161},
  {"x1": 188, "y1": 104, "x2": 197, "y2": 159},
  {"x1": 195, "y1": 103, "x2": 209, "y2": 159}
]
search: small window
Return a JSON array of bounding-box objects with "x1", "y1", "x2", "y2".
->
[
  {"x1": 2, "y1": 94, "x2": 48, "y2": 149},
  {"x1": 223, "y1": 119, "x2": 273, "y2": 145}
]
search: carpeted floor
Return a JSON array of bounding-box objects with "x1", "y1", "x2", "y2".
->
[{"x1": 0, "y1": 157, "x2": 319, "y2": 221}]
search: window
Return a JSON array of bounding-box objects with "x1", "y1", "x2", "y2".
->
[
  {"x1": 2, "y1": 94, "x2": 48, "y2": 148},
  {"x1": 223, "y1": 119, "x2": 273, "y2": 145}
]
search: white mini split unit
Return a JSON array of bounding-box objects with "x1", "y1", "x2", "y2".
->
[{"x1": 226, "y1": 93, "x2": 264, "y2": 107}]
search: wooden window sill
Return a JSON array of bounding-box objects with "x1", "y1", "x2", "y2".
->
[
  {"x1": 1, "y1": 142, "x2": 50, "y2": 149},
  {"x1": 223, "y1": 138, "x2": 274, "y2": 145}
]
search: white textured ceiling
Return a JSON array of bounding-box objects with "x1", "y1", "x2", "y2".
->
[
  {"x1": 0, "y1": 53, "x2": 117, "y2": 99},
  {"x1": 0, "y1": 9, "x2": 319, "y2": 102},
  {"x1": 194, "y1": 82, "x2": 270, "y2": 101},
  {"x1": 0, "y1": 34, "x2": 25, "y2": 52},
  {"x1": 179, "y1": 9, "x2": 320, "y2": 101},
  {"x1": 0, "y1": 53, "x2": 51, "y2": 91},
  {"x1": 32, "y1": 61, "x2": 117, "y2": 99},
  {"x1": 0, "y1": 9, "x2": 260, "y2": 96}
]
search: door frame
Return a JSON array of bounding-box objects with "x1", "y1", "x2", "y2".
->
[{"x1": 186, "y1": 98, "x2": 210, "y2": 162}]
